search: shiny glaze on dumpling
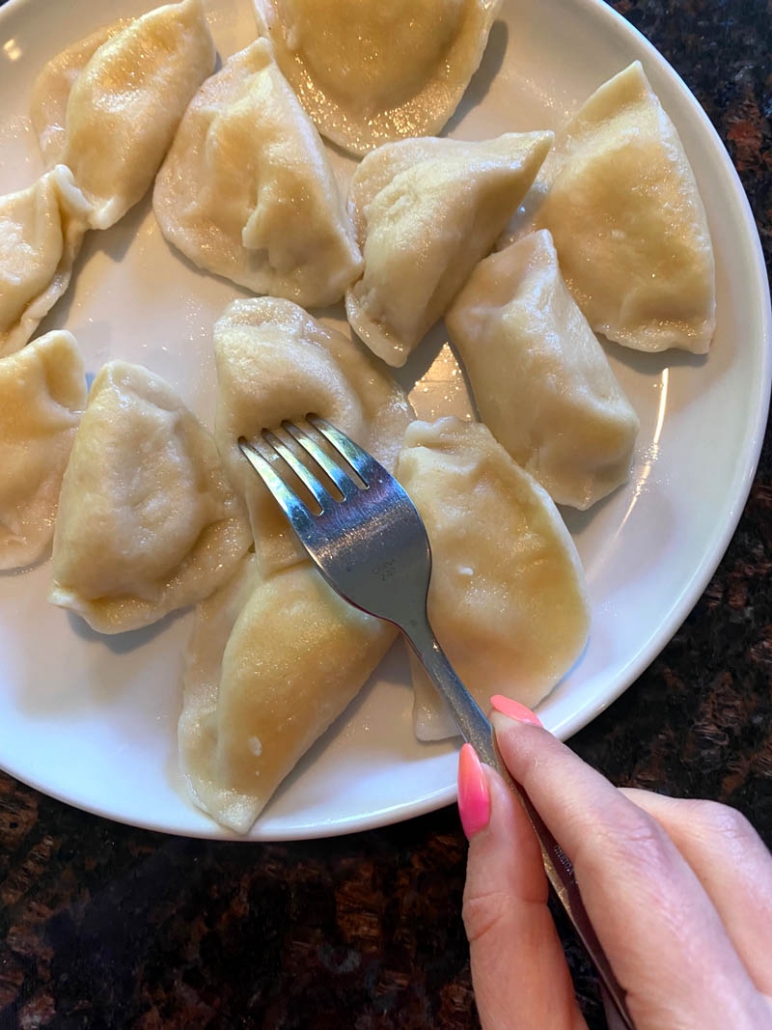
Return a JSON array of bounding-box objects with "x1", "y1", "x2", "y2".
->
[
  {"x1": 30, "y1": 21, "x2": 129, "y2": 167},
  {"x1": 0, "y1": 331, "x2": 87, "y2": 571},
  {"x1": 252, "y1": 0, "x2": 502, "y2": 156},
  {"x1": 179, "y1": 554, "x2": 395, "y2": 833},
  {"x1": 49, "y1": 361, "x2": 252, "y2": 633},
  {"x1": 31, "y1": 0, "x2": 215, "y2": 230},
  {"x1": 154, "y1": 39, "x2": 362, "y2": 308},
  {"x1": 447, "y1": 230, "x2": 639, "y2": 510},
  {"x1": 345, "y1": 132, "x2": 553, "y2": 367},
  {"x1": 395, "y1": 418, "x2": 590, "y2": 741}
]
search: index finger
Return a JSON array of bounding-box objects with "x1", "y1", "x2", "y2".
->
[{"x1": 491, "y1": 712, "x2": 769, "y2": 1030}]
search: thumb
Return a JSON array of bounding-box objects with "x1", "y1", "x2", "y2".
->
[{"x1": 459, "y1": 746, "x2": 586, "y2": 1030}]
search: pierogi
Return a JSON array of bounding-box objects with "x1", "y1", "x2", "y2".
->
[
  {"x1": 213, "y1": 297, "x2": 413, "y2": 572},
  {"x1": 252, "y1": 0, "x2": 502, "y2": 156},
  {"x1": 395, "y1": 418, "x2": 590, "y2": 741},
  {"x1": 180, "y1": 553, "x2": 395, "y2": 833},
  {"x1": 154, "y1": 39, "x2": 362, "y2": 308},
  {"x1": 30, "y1": 0, "x2": 215, "y2": 230},
  {"x1": 0, "y1": 331, "x2": 87, "y2": 571},
  {"x1": 0, "y1": 166, "x2": 91, "y2": 358},
  {"x1": 50, "y1": 362, "x2": 252, "y2": 634},
  {"x1": 517, "y1": 62, "x2": 715, "y2": 354},
  {"x1": 346, "y1": 132, "x2": 553, "y2": 367},
  {"x1": 446, "y1": 230, "x2": 640, "y2": 510},
  {"x1": 29, "y1": 21, "x2": 130, "y2": 167}
]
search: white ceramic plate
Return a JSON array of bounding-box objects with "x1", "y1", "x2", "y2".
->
[{"x1": 0, "y1": 0, "x2": 769, "y2": 840}]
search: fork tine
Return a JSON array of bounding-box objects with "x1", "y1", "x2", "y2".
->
[
  {"x1": 262, "y1": 428, "x2": 335, "y2": 512},
  {"x1": 308, "y1": 416, "x2": 381, "y2": 486},
  {"x1": 282, "y1": 420, "x2": 360, "y2": 501},
  {"x1": 238, "y1": 438, "x2": 315, "y2": 528}
]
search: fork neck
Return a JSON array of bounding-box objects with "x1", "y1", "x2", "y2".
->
[{"x1": 401, "y1": 617, "x2": 497, "y2": 769}]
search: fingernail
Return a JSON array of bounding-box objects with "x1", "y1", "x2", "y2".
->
[
  {"x1": 457, "y1": 743, "x2": 491, "y2": 840},
  {"x1": 490, "y1": 695, "x2": 543, "y2": 727}
]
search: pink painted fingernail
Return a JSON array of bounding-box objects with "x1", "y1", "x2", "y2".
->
[
  {"x1": 490, "y1": 695, "x2": 543, "y2": 727},
  {"x1": 457, "y1": 743, "x2": 491, "y2": 840}
]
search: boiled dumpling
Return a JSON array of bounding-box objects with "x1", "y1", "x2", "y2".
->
[
  {"x1": 179, "y1": 553, "x2": 395, "y2": 833},
  {"x1": 0, "y1": 166, "x2": 91, "y2": 358},
  {"x1": 252, "y1": 0, "x2": 502, "y2": 156},
  {"x1": 346, "y1": 133, "x2": 553, "y2": 367},
  {"x1": 214, "y1": 297, "x2": 412, "y2": 572},
  {"x1": 154, "y1": 39, "x2": 362, "y2": 308},
  {"x1": 0, "y1": 331, "x2": 86, "y2": 571},
  {"x1": 30, "y1": 0, "x2": 215, "y2": 230},
  {"x1": 395, "y1": 418, "x2": 590, "y2": 741},
  {"x1": 50, "y1": 361, "x2": 252, "y2": 633},
  {"x1": 446, "y1": 230, "x2": 639, "y2": 510},
  {"x1": 523, "y1": 62, "x2": 715, "y2": 354},
  {"x1": 29, "y1": 21, "x2": 130, "y2": 167}
]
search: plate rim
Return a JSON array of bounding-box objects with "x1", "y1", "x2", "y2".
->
[{"x1": 0, "y1": 0, "x2": 769, "y2": 841}]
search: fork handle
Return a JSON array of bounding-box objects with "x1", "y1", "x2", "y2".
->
[{"x1": 404, "y1": 619, "x2": 635, "y2": 1030}]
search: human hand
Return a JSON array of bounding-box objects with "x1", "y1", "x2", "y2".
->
[{"x1": 458, "y1": 697, "x2": 772, "y2": 1029}]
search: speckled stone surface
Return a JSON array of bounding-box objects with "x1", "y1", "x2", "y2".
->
[{"x1": 1, "y1": 2, "x2": 771, "y2": 1028}]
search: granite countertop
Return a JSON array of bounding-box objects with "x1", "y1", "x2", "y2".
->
[{"x1": 1, "y1": 1, "x2": 771, "y2": 1027}]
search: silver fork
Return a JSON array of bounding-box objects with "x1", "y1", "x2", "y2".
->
[{"x1": 239, "y1": 415, "x2": 634, "y2": 1030}]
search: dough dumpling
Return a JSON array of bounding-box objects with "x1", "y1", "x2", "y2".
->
[
  {"x1": 179, "y1": 554, "x2": 395, "y2": 833},
  {"x1": 395, "y1": 418, "x2": 590, "y2": 741},
  {"x1": 214, "y1": 297, "x2": 412, "y2": 571},
  {"x1": 530, "y1": 62, "x2": 715, "y2": 354},
  {"x1": 346, "y1": 133, "x2": 553, "y2": 367},
  {"x1": 0, "y1": 166, "x2": 91, "y2": 357},
  {"x1": 30, "y1": 0, "x2": 216, "y2": 230},
  {"x1": 154, "y1": 40, "x2": 362, "y2": 308},
  {"x1": 0, "y1": 331, "x2": 86, "y2": 571},
  {"x1": 252, "y1": 0, "x2": 502, "y2": 156},
  {"x1": 29, "y1": 21, "x2": 129, "y2": 167},
  {"x1": 50, "y1": 362, "x2": 252, "y2": 633},
  {"x1": 446, "y1": 230, "x2": 639, "y2": 510}
]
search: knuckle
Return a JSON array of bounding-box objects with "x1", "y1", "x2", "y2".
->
[
  {"x1": 581, "y1": 805, "x2": 674, "y2": 879},
  {"x1": 688, "y1": 799, "x2": 757, "y2": 849},
  {"x1": 462, "y1": 889, "x2": 511, "y2": 946}
]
